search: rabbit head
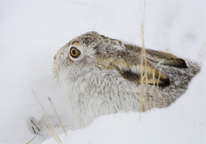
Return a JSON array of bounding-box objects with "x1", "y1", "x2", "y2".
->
[
  {"x1": 53, "y1": 31, "x2": 188, "y2": 86},
  {"x1": 54, "y1": 31, "x2": 187, "y2": 86},
  {"x1": 53, "y1": 31, "x2": 100, "y2": 82}
]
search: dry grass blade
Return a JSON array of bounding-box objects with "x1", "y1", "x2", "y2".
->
[
  {"x1": 56, "y1": 122, "x2": 70, "y2": 128},
  {"x1": 142, "y1": 0, "x2": 150, "y2": 111},
  {"x1": 30, "y1": 87, "x2": 62, "y2": 144},
  {"x1": 152, "y1": 70, "x2": 156, "y2": 108},
  {"x1": 162, "y1": 95, "x2": 166, "y2": 108},
  {"x1": 153, "y1": 60, "x2": 165, "y2": 108},
  {"x1": 41, "y1": 110, "x2": 51, "y2": 134},
  {"x1": 140, "y1": 0, "x2": 147, "y2": 112},
  {"x1": 41, "y1": 123, "x2": 59, "y2": 144},
  {"x1": 48, "y1": 97, "x2": 67, "y2": 136},
  {"x1": 40, "y1": 111, "x2": 61, "y2": 143},
  {"x1": 157, "y1": 60, "x2": 166, "y2": 108},
  {"x1": 156, "y1": 72, "x2": 161, "y2": 107},
  {"x1": 26, "y1": 136, "x2": 35, "y2": 144},
  {"x1": 40, "y1": 109, "x2": 56, "y2": 142}
]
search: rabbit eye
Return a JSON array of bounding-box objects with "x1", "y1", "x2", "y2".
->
[{"x1": 70, "y1": 47, "x2": 80, "y2": 58}]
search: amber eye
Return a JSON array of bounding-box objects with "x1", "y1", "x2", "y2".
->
[{"x1": 70, "y1": 47, "x2": 80, "y2": 58}]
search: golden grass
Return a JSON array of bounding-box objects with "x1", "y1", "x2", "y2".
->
[
  {"x1": 41, "y1": 123, "x2": 59, "y2": 143},
  {"x1": 40, "y1": 110, "x2": 60, "y2": 143},
  {"x1": 140, "y1": 0, "x2": 166, "y2": 110},
  {"x1": 140, "y1": 0, "x2": 147, "y2": 112},
  {"x1": 162, "y1": 95, "x2": 166, "y2": 108},
  {"x1": 31, "y1": 87, "x2": 62, "y2": 144},
  {"x1": 48, "y1": 97, "x2": 67, "y2": 136},
  {"x1": 152, "y1": 70, "x2": 156, "y2": 108},
  {"x1": 26, "y1": 136, "x2": 35, "y2": 144}
]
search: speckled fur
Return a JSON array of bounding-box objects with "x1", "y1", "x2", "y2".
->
[{"x1": 53, "y1": 31, "x2": 200, "y2": 129}]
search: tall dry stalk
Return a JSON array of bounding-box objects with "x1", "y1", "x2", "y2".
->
[
  {"x1": 31, "y1": 87, "x2": 62, "y2": 144},
  {"x1": 140, "y1": 0, "x2": 166, "y2": 110},
  {"x1": 26, "y1": 136, "x2": 36, "y2": 144},
  {"x1": 48, "y1": 97, "x2": 67, "y2": 136},
  {"x1": 140, "y1": 0, "x2": 147, "y2": 112}
]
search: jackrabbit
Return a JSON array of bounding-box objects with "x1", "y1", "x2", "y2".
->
[{"x1": 52, "y1": 31, "x2": 200, "y2": 129}]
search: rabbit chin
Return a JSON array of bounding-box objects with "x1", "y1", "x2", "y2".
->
[{"x1": 55, "y1": 61, "x2": 97, "y2": 85}]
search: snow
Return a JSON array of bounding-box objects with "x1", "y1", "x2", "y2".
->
[{"x1": 0, "y1": 0, "x2": 205, "y2": 143}]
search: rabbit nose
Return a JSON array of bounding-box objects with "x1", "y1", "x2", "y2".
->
[
  {"x1": 54, "y1": 54, "x2": 57, "y2": 60},
  {"x1": 54, "y1": 47, "x2": 64, "y2": 60},
  {"x1": 54, "y1": 50, "x2": 60, "y2": 60}
]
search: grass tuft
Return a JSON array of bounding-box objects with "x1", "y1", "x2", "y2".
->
[
  {"x1": 48, "y1": 97, "x2": 67, "y2": 136},
  {"x1": 31, "y1": 87, "x2": 62, "y2": 144}
]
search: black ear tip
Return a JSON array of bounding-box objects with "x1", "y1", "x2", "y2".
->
[
  {"x1": 178, "y1": 59, "x2": 188, "y2": 68},
  {"x1": 159, "y1": 77, "x2": 170, "y2": 87}
]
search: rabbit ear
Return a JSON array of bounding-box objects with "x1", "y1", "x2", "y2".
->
[
  {"x1": 95, "y1": 51, "x2": 170, "y2": 86},
  {"x1": 145, "y1": 49, "x2": 188, "y2": 68},
  {"x1": 125, "y1": 44, "x2": 188, "y2": 68},
  {"x1": 114, "y1": 58, "x2": 170, "y2": 86}
]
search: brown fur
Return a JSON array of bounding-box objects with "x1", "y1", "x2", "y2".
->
[{"x1": 65, "y1": 31, "x2": 187, "y2": 86}]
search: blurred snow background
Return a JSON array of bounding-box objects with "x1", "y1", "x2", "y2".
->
[{"x1": 0, "y1": 0, "x2": 205, "y2": 143}]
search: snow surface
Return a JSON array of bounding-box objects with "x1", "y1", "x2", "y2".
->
[{"x1": 0, "y1": 0, "x2": 205, "y2": 143}]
